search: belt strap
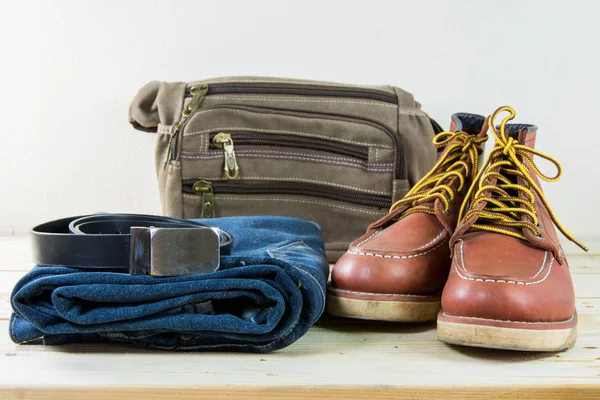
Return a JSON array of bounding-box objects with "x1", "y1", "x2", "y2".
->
[{"x1": 31, "y1": 214, "x2": 233, "y2": 276}]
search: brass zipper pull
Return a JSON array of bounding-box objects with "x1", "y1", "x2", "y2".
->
[
  {"x1": 163, "y1": 84, "x2": 209, "y2": 169},
  {"x1": 212, "y1": 133, "x2": 239, "y2": 179},
  {"x1": 183, "y1": 84, "x2": 209, "y2": 117},
  {"x1": 192, "y1": 180, "x2": 214, "y2": 218}
]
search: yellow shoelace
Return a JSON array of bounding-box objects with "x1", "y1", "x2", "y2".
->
[
  {"x1": 458, "y1": 106, "x2": 588, "y2": 251},
  {"x1": 388, "y1": 129, "x2": 488, "y2": 219}
]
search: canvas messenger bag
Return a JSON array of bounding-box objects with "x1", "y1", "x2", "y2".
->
[{"x1": 129, "y1": 77, "x2": 440, "y2": 261}]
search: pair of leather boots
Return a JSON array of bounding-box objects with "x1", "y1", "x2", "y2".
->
[{"x1": 327, "y1": 106, "x2": 587, "y2": 352}]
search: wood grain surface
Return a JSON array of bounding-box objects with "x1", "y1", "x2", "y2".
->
[{"x1": 1, "y1": 237, "x2": 599, "y2": 399}]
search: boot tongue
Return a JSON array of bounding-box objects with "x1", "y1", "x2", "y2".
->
[
  {"x1": 498, "y1": 123, "x2": 538, "y2": 147},
  {"x1": 452, "y1": 113, "x2": 487, "y2": 135},
  {"x1": 465, "y1": 124, "x2": 539, "y2": 238}
]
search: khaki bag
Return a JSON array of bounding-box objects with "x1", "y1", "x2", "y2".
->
[{"x1": 129, "y1": 77, "x2": 439, "y2": 262}]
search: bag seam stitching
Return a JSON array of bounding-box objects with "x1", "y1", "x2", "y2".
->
[
  {"x1": 181, "y1": 176, "x2": 391, "y2": 195},
  {"x1": 181, "y1": 153, "x2": 393, "y2": 171},
  {"x1": 205, "y1": 96, "x2": 398, "y2": 108},
  {"x1": 182, "y1": 195, "x2": 387, "y2": 215},
  {"x1": 182, "y1": 127, "x2": 394, "y2": 148},
  {"x1": 182, "y1": 149, "x2": 387, "y2": 164}
]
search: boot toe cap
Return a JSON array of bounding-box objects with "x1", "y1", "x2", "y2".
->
[
  {"x1": 442, "y1": 238, "x2": 576, "y2": 323},
  {"x1": 331, "y1": 239, "x2": 450, "y2": 295}
]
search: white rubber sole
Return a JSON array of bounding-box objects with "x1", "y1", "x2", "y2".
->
[
  {"x1": 437, "y1": 313, "x2": 577, "y2": 352},
  {"x1": 326, "y1": 290, "x2": 441, "y2": 322}
]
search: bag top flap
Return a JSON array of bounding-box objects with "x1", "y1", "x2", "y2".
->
[{"x1": 129, "y1": 81, "x2": 187, "y2": 133}]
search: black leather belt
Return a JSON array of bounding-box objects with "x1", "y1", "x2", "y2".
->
[{"x1": 31, "y1": 214, "x2": 234, "y2": 276}]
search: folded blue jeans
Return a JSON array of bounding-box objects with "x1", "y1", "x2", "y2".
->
[{"x1": 10, "y1": 216, "x2": 328, "y2": 352}]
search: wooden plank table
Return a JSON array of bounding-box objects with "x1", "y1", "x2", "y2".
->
[{"x1": 0, "y1": 237, "x2": 599, "y2": 399}]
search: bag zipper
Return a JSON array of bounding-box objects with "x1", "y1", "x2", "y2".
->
[
  {"x1": 171, "y1": 104, "x2": 406, "y2": 178},
  {"x1": 186, "y1": 82, "x2": 398, "y2": 104},
  {"x1": 209, "y1": 132, "x2": 369, "y2": 161},
  {"x1": 167, "y1": 83, "x2": 399, "y2": 173},
  {"x1": 212, "y1": 133, "x2": 239, "y2": 179},
  {"x1": 190, "y1": 180, "x2": 215, "y2": 217},
  {"x1": 182, "y1": 179, "x2": 392, "y2": 215},
  {"x1": 207, "y1": 131, "x2": 370, "y2": 179},
  {"x1": 164, "y1": 84, "x2": 209, "y2": 168}
]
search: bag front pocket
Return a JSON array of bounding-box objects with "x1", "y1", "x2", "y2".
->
[
  {"x1": 182, "y1": 179, "x2": 392, "y2": 218},
  {"x1": 171, "y1": 104, "x2": 404, "y2": 179},
  {"x1": 173, "y1": 97, "x2": 400, "y2": 261},
  {"x1": 178, "y1": 104, "x2": 400, "y2": 183},
  {"x1": 183, "y1": 130, "x2": 375, "y2": 182},
  {"x1": 181, "y1": 183, "x2": 388, "y2": 261},
  {"x1": 209, "y1": 131, "x2": 369, "y2": 161}
]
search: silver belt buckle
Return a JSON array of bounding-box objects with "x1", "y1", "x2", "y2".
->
[{"x1": 129, "y1": 227, "x2": 220, "y2": 276}]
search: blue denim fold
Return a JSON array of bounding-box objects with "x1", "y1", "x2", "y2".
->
[{"x1": 10, "y1": 216, "x2": 328, "y2": 352}]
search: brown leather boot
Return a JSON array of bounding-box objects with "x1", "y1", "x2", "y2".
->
[
  {"x1": 327, "y1": 113, "x2": 488, "y2": 322},
  {"x1": 437, "y1": 106, "x2": 588, "y2": 351}
]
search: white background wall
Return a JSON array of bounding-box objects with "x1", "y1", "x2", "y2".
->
[{"x1": 1, "y1": 0, "x2": 598, "y2": 243}]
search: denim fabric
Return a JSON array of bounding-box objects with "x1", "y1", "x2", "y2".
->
[{"x1": 10, "y1": 216, "x2": 328, "y2": 352}]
